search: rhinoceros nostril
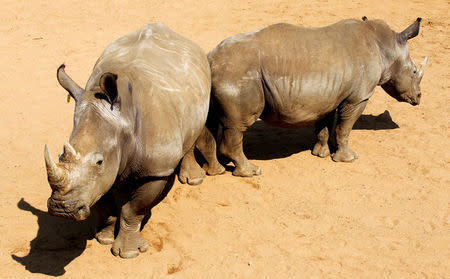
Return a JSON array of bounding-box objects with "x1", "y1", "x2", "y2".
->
[
  {"x1": 74, "y1": 205, "x2": 90, "y2": 221},
  {"x1": 48, "y1": 197, "x2": 63, "y2": 209}
]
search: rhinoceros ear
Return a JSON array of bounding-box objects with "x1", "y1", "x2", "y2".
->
[
  {"x1": 57, "y1": 64, "x2": 84, "y2": 102},
  {"x1": 99, "y1": 72, "x2": 118, "y2": 104},
  {"x1": 397, "y1": 17, "x2": 422, "y2": 43}
]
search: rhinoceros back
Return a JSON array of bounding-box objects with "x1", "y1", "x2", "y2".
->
[
  {"x1": 88, "y1": 23, "x2": 209, "y2": 96},
  {"x1": 86, "y1": 23, "x2": 210, "y2": 176},
  {"x1": 209, "y1": 20, "x2": 383, "y2": 128}
]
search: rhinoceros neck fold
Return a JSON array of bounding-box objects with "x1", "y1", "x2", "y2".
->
[{"x1": 367, "y1": 21, "x2": 401, "y2": 85}]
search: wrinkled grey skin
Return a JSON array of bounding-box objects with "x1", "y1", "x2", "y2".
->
[
  {"x1": 44, "y1": 23, "x2": 211, "y2": 258},
  {"x1": 185, "y1": 18, "x2": 427, "y2": 178}
]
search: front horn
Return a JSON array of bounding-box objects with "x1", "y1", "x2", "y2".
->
[{"x1": 44, "y1": 144, "x2": 67, "y2": 190}]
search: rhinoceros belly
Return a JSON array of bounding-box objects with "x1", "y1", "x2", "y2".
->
[{"x1": 260, "y1": 70, "x2": 348, "y2": 128}]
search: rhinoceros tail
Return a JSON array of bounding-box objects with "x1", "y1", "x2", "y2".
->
[{"x1": 205, "y1": 94, "x2": 222, "y2": 142}]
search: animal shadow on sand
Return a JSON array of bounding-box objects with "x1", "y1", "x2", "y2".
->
[
  {"x1": 12, "y1": 177, "x2": 173, "y2": 276},
  {"x1": 244, "y1": 110, "x2": 399, "y2": 160},
  {"x1": 11, "y1": 198, "x2": 100, "y2": 276}
]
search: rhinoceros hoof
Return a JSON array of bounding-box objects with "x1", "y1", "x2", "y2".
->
[
  {"x1": 312, "y1": 143, "x2": 330, "y2": 158},
  {"x1": 111, "y1": 231, "x2": 149, "y2": 259},
  {"x1": 178, "y1": 167, "x2": 206, "y2": 185},
  {"x1": 186, "y1": 177, "x2": 204, "y2": 186},
  {"x1": 95, "y1": 226, "x2": 115, "y2": 245},
  {"x1": 95, "y1": 217, "x2": 116, "y2": 245},
  {"x1": 331, "y1": 148, "x2": 359, "y2": 162},
  {"x1": 204, "y1": 163, "x2": 226, "y2": 176},
  {"x1": 232, "y1": 163, "x2": 262, "y2": 177},
  {"x1": 178, "y1": 175, "x2": 204, "y2": 186}
]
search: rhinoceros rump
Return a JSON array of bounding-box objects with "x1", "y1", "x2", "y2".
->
[
  {"x1": 45, "y1": 23, "x2": 211, "y2": 258},
  {"x1": 190, "y1": 18, "x2": 427, "y2": 177}
]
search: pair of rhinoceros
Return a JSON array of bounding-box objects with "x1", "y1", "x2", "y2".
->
[{"x1": 44, "y1": 17, "x2": 427, "y2": 258}]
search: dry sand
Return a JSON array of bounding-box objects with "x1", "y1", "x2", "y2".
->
[{"x1": 1, "y1": 0, "x2": 449, "y2": 278}]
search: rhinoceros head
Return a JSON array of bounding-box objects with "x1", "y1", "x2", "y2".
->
[
  {"x1": 381, "y1": 18, "x2": 427, "y2": 106},
  {"x1": 45, "y1": 65, "x2": 133, "y2": 220}
]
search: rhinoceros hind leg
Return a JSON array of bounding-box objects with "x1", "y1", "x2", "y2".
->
[
  {"x1": 220, "y1": 127, "x2": 261, "y2": 177},
  {"x1": 312, "y1": 110, "x2": 337, "y2": 158},
  {"x1": 95, "y1": 216, "x2": 116, "y2": 245},
  {"x1": 195, "y1": 126, "x2": 225, "y2": 176},
  {"x1": 178, "y1": 146, "x2": 206, "y2": 185},
  {"x1": 331, "y1": 100, "x2": 367, "y2": 162}
]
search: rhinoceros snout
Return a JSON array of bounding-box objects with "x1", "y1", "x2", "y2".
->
[
  {"x1": 409, "y1": 94, "x2": 420, "y2": 106},
  {"x1": 47, "y1": 197, "x2": 90, "y2": 220}
]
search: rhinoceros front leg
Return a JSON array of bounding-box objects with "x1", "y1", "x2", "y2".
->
[
  {"x1": 312, "y1": 110, "x2": 336, "y2": 158},
  {"x1": 220, "y1": 127, "x2": 261, "y2": 177},
  {"x1": 90, "y1": 192, "x2": 117, "y2": 245},
  {"x1": 95, "y1": 216, "x2": 116, "y2": 245},
  {"x1": 332, "y1": 100, "x2": 367, "y2": 162},
  {"x1": 111, "y1": 176, "x2": 169, "y2": 259}
]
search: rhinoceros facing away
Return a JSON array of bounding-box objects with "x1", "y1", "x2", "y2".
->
[
  {"x1": 44, "y1": 23, "x2": 212, "y2": 258},
  {"x1": 187, "y1": 17, "x2": 427, "y2": 178}
]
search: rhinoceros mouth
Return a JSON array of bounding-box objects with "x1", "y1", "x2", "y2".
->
[
  {"x1": 73, "y1": 205, "x2": 90, "y2": 220},
  {"x1": 47, "y1": 198, "x2": 90, "y2": 221},
  {"x1": 48, "y1": 206, "x2": 90, "y2": 221},
  {"x1": 400, "y1": 94, "x2": 419, "y2": 106}
]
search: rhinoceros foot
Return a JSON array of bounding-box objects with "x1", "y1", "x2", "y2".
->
[
  {"x1": 232, "y1": 162, "x2": 262, "y2": 177},
  {"x1": 95, "y1": 217, "x2": 116, "y2": 245},
  {"x1": 331, "y1": 148, "x2": 359, "y2": 162},
  {"x1": 111, "y1": 230, "x2": 149, "y2": 259},
  {"x1": 179, "y1": 147, "x2": 207, "y2": 185},
  {"x1": 178, "y1": 163, "x2": 206, "y2": 186},
  {"x1": 312, "y1": 142, "x2": 331, "y2": 158},
  {"x1": 204, "y1": 162, "x2": 226, "y2": 176}
]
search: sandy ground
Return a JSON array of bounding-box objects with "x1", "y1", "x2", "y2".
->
[{"x1": 1, "y1": 0, "x2": 449, "y2": 278}]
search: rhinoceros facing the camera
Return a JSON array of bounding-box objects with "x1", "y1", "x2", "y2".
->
[{"x1": 44, "y1": 23, "x2": 212, "y2": 258}]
